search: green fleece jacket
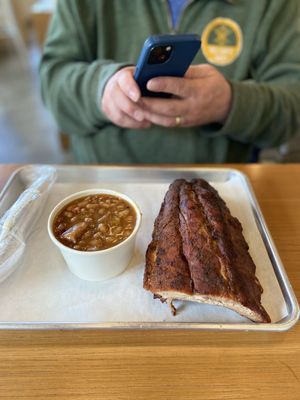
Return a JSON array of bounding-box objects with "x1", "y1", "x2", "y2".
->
[{"x1": 40, "y1": 0, "x2": 300, "y2": 163}]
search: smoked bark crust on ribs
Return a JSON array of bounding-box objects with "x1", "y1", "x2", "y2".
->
[
  {"x1": 144, "y1": 178, "x2": 271, "y2": 323},
  {"x1": 144, "y1": 179, "x2": 193, "y2": 295}
]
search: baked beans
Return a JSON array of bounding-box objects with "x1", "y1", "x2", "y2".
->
[{"x1": 53, "y1": 194, "x2": 136, "y2": 251}]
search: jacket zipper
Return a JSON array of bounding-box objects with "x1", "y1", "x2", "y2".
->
[
  {"x1": 162, "y1": 0, "x2": 236, "y2": 33},
  {"x1": 162, "y1": 0, "x2": 195, "y2": 33}
]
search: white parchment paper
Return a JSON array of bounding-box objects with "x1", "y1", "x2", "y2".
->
[{"x1": 0, "y1": 177, "x2": 287, "y2": 324}]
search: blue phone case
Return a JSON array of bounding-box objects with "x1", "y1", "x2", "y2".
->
[{"x1": 134, "y1": 34, "x2": 201, "y2": 97}]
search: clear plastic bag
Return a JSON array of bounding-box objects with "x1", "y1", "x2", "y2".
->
[{"x1": 0, "y1": 166, "x2": 57, "y2": 282}]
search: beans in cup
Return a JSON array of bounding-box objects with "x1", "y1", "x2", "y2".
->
[{"x1": 53, "y1": 194, "x2": 136, "y2": 251}]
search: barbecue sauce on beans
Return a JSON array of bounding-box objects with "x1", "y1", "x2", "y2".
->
[{"x1": 53, "y1": 194, "x2": 136, "y2": 251}]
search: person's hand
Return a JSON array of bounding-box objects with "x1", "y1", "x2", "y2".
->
[
  {"x1": 142, "y1": 64, "x2": 232, "y2": 128},
  {"x1": 102, "y1": 66, "x2": 151, "y2": 129}
]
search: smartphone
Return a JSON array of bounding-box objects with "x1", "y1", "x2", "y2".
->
[{"x1": 134, "y1": 34, "x2": 201, "y2": 97}]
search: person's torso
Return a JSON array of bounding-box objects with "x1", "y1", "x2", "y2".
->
[{"x1": 73, "y1": 0, "x2": 274, "y2": 163}]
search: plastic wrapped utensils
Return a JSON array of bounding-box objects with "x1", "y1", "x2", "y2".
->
[{"x1": 0, "y1": 166, "x2": 57, "y2": 282}]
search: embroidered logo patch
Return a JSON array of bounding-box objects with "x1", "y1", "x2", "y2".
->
[{"x1": 201, "y1": 17, "x2": 243, "y2": 66}]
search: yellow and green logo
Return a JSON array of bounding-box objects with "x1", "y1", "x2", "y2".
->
[{"x1": 201, "y1": 17, "x2": 243, "y2": 66}]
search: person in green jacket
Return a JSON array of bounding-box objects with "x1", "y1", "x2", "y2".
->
[{"x1": 40, "y1": 0, "x2": 300, "y2": 164}]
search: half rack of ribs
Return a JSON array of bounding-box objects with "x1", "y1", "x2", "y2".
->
[{"x1": 144, "y1": 179, "x2": 271, "y2": 323}]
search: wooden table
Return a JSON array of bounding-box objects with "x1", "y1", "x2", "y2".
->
[{"x1": 0, "y1": 164, "x2": 299, "y2": 399}]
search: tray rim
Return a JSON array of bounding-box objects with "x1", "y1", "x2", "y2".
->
[{"x1": 0, "y1": 164, "x2": 299, "y2": 332}]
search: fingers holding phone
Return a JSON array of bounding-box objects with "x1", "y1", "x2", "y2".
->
[
  {"x1": 101, "y1": 66, "x2": 151, "y2": 129},
  {"x1": 134, "y1": 34, "x2": 200, "y2": 98},
  {"x1": 133, "y1": 34, "x2": 231, "y2": 128},
  {"x1": 102, "y1": 35, "x2": 231, "y2": 130},
  {"x1": 142, "y1": 64, "x2": 232, "y2": 127}
]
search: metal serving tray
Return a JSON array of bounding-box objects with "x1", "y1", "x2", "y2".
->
[{"x1": 0, "y1": 165, "x2": 298, "y2": 331}]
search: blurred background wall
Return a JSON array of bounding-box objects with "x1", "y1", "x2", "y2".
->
[
  {"x1": 0, "y1": 0, "x2": 70, "y2": 163},
  {"x1": 11, "y1": 0, "x2": 35, "y2": 45}
]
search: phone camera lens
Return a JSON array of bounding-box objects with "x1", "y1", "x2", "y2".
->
[{"x1": 148, "y1": 45, "x2": 173, "y2": 64}]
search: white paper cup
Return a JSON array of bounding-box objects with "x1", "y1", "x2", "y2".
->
[{"x1": 48, "y1": 189, "x2": 142, "y2": 281}]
